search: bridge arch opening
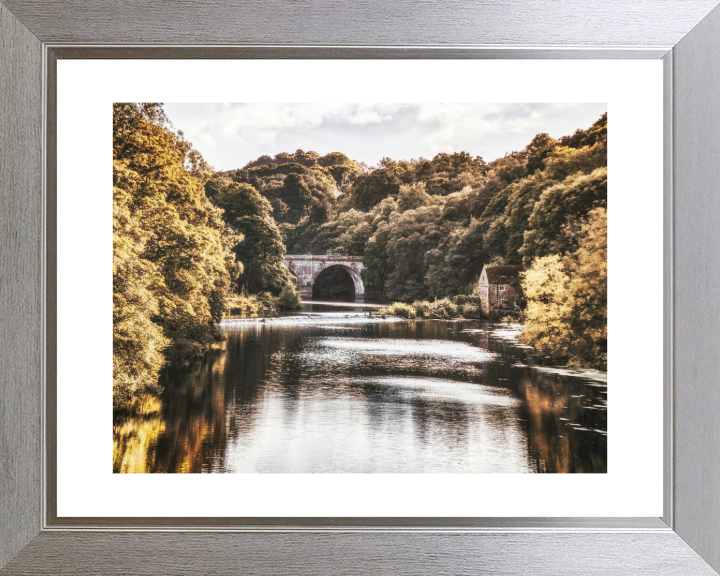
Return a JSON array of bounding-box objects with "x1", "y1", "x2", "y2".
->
[
  {"x1": 283, "y1": 255, "x2": 365, "y2": 302},
  {"x1": 312, "y1": 265, "x2": 357, "y2": 302}
]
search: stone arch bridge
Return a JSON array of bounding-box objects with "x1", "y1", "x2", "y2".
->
[{"x1": 284, "y1": 254, "x2": 365, "y2": 301}]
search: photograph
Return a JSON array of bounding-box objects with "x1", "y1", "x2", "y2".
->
[{"x1": 112, "y1": 102, "x2": 608, "y2": 474}]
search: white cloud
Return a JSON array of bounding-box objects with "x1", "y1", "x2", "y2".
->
[{"x1": 163, "y1": 102, "x2": 607, "y2": 170}]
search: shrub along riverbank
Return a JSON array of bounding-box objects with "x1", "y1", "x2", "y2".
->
[{"x1": 378, "y1": 295, "x2": 483, "y2": 320}]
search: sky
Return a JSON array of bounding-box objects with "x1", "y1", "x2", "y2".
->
[{"x1": 162, "y1": 103, "x2": 607, "y2": 171}]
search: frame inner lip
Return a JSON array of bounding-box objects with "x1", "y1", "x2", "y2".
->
[{"x1": 41, "y1": 45, "x2": 669, "y2": 531}]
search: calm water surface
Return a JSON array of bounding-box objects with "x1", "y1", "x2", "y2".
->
[{"x1": 114, "y1": 305, "x2": 607, "y2": 473}]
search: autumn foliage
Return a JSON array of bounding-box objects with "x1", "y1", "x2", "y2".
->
[
  {"x1": 520, "y1": 208, "x2": 607, "y2": 369},
  {"x1": 113, "y1": 104, "x2": 240, "y2": 404}
]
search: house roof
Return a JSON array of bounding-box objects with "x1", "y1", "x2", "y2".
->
[{"x1": 484, "y1": 265, "x2": 524, "y2": 284}]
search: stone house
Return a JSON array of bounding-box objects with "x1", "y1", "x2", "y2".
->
[{"x1": 478, "y1": 264, "x2": 524, "y2": 316}]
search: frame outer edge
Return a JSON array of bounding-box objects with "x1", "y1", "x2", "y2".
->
[
  {"x1": 1, "y1": 531, "x2": 718, "y2": 576},
  {"x1": 672, "y1": 3, "x2": 720, "y2": 573},
  {"x1": 0, "y1": 1, "x2": 43, "y2": 570},
  {"x1": 1, "y1": 0, "x2": 719, "y2": 47},
  {"x1": 1, "y1": 0, "x2": 719, "y2": 574}
]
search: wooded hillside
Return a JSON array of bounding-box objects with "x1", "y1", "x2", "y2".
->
[{"x1": 205, "y1": 113, "x2": 607, "y2": 303}]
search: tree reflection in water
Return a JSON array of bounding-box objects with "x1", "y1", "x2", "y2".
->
[
  {"x1": 113, "y1": 312, "x2": 607, "y2": 473},
  {"x1": 113, "y1": 396, "x2": 165, "y2": 473}
]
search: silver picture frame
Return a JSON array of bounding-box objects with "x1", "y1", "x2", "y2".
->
[{"x1": 2, "y1": 1, "x2": 720, "y2": 573}]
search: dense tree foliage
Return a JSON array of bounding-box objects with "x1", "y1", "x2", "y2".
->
[
  {"x1": 213, "y1": 181, "x2": 295, "y2": 295},
  {"x1": 520, "y1": 208, "x2": 607, "y2": 369},
  {"x1": 207, "y1": 150, "x2": 352, "y2": 226},
  {"x1": 113, "y1": 103, "x2": 240, "y2": 404}
]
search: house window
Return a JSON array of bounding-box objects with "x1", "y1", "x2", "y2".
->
[
  {"x1": 501, "y1": 299, "x2": 507, "y2": 306},
  {"x1": 498, "y1": 285, "x2": 505, "y2": 292}
]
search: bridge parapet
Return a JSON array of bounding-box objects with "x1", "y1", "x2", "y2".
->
[{"x1": 285, "y1": 254, "x2": 363, "y2": 262}]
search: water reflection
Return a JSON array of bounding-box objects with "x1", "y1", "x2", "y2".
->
[
  {"x1": 113, "y1": 310, "x2": 607, "y2": 473},
  {"x1": 113, "y1": 396, "x2": 165, "y2": 473}
]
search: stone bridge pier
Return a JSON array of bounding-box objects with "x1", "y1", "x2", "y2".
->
[{"x1": 283, "y1": 254, "x2": 365, "y2": 302}]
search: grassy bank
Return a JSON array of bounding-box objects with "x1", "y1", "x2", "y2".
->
[
  {"x1": 378, "y1": 296, "x2": 527, "y2": 322},
  {"x1": 378, "y1": 296, "x2": 481, "y2": 320}
]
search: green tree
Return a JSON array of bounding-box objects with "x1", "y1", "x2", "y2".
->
[
  {"x1": 381, "y1": 205, "x2": 445, "y2": 301},
  {"x1": 483, "y1": 177, "x2": 558, "y2": 264},
  {"x1": 519, "y1": 207, "x2": 607, "y2": 369},
  {"x1": 397, "y1": 182, "x2": 431, "y2": 212},
  {"x1": 563, "y1": 207, "x2": 607, "y2": 369},
  {"x1": 113, "y1": 103, "x2": 240, "y2": 403},
  {"x1": 524, "y1": 133, "x2": 557, "y2": 175},
  {"x1": 276, "y1": 282, "x2": 303, "y2": 309},
  {"x1": 216, "y1": 182, "x2": 294, "y2": 295},
  {"x1": 518, "y1": 254, "x2": 573, "y2": 359},
  {"x1": 281, "y1": 173, "x2": 314, "y2": 223},
  {"x1": 350, "y1": 163, "x2": 406, "y2": 210},
  {"x1": 363, "y1": 223, "x2": 391, "y2": 299},
  {"x1": 319, "y1": 152, "x2": 351, "y2": 166},
  {"x1": 113, "y1": 186, "x2": 169, "y2": 404},
  {"x1": 521, "y1": 167, "x2": 607, "y2": 265}
]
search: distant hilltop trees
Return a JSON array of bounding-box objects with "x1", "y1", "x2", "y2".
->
[
  {"x1": 202, "y1": 112, "x2": 606, "y2": 305},
  {"x1": 243, "y1": 149, "x2": 352, "y2": 170}
]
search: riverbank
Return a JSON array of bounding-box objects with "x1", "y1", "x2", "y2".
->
[{"x1": 378, "y1": 298, "x2": 489, "y2": 321}]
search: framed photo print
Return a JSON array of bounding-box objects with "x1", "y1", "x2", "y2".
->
[{"x1": 2, "y1": 1, "x2": 720, "y2": 574}]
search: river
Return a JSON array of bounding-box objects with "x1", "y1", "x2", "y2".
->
[{"x1": 113, "y1": 304, "x2": 607, "y2": 473}]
